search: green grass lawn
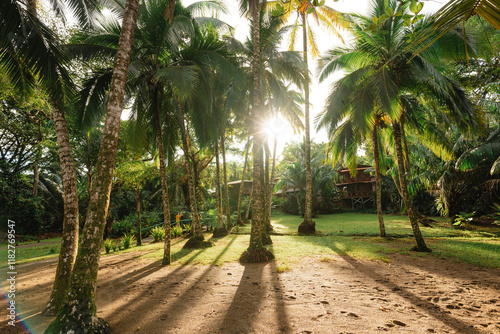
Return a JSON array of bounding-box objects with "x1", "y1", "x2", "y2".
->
[
  {"x1": 0, "y1": 237, "x2": 62, "y2": 268},
  {"x1": 1, "y1": 212, "x2": 499, "y2": 269}
]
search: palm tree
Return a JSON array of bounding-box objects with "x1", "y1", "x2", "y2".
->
[
  {"x1": 72, "y1": 0, "x2": 232, "y2": 252},
  {"x1": 267, "y1": 0, "x2": 347, "y2": 234},
  {"x1": 430, "y1": 0, "x2": 500, "y2": 36},
  {"x1": 237, "y1": 0, "x2": 276, "y2": 262},
  {"x1": 45, "y1": 0, "x2": 140, "y2": 331},
  {"x1": 317, "y1": 0, "x2": 481, "y2": 252},
  {"x1": 0, "y1": 0, "x2": 85, "y2": 316}
]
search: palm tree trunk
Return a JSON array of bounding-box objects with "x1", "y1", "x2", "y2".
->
[
  {"x1": 136, "y1": 189, "x2": 142, "y2": 245},
  {"x1": 393, "y1": 121, "x2": 430, "y2": 252},
  {"x1": 213, "y1": 138, "x2": 228, "y2": 237},
  {"x1": 221, "y1": 133, "x2": 233, "y2": 228},
  {"x1": 261, "y1": 139, "x2": 272, "y2": 245},
  {"x1": 236, "y1": 135, "x2": 250, "y2": 225},
  {"x1": 178, "y1": 103, "x2": 204, "y2": 247},
  {"x1": 45, "y1": 0, "x2": 140, "y2": 331},
  {"x1": 42, "y1": 103, "x2": 79, "y2": 316},
  {"x1": 401, "y1": 117, "x2": 412, "y2": 181},
  {"x1": 153, "y1": 106, "x2": 171, "y2": 266},
  {"x1": 298, "y1": 12, "x2": 315, "y2": 234},
  {"x1": 267, "y1": 136, "x2": 277, "y2": 231},
  {"x1": 240, "y1": 0, "x2": 273, "y2": 263},
  {"x1": 372, "y1": 125, "x2": 386, "y2": 237}
]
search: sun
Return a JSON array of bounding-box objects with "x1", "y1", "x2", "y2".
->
[{"x1": 262, "y1": 116, "x2": 297, "y2": 158}]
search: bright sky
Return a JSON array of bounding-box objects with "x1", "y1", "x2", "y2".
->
[{"x1": 196, "y1": 0, "x2": 447, "y2": 159}]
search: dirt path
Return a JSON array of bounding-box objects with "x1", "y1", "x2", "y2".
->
[{"x1": 1, "y1": 250, "x2": 499, "y2": 333}]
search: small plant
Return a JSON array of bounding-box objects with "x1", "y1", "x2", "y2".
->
[
  {"x1": 104, "y1": 239, "x2": 113, "y2": 254},
  {"x1": 276, "y1": 263, "x2": 292, "y2": 273},
  {"x1": 184, "y1": 223, "x2": 191, "y2": 234},
  {"x1": 49, "y1": 247, "x2": 57, "y2": 254},
  {"x1": 111, "y1": 241, "x2": 119, "y2": 252},
  {"x1": 151, "y1": 226, "x2": 165, "y2": 242},
  {"x1": 121, "y1": 233, "x2": 136, "y2": 249},
  {"x1": 453, "y1": 211, "x2": 475, "y2": 230},
  {"x1": 489, "y1": 203, "x2": 500, "y2": 225},
  {"x1": 171, "y1": 225, "x2": 183, "y2": 238}
]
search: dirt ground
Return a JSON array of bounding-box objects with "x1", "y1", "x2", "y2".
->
[{"x1": 1, "y1": 247, "x2": 500, "y2": 334}]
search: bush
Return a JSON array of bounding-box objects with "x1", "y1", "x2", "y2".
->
[
  {"x1": 111, "y1": 241, "x2": 119, "y2": 252},
  {"x1": 121, "y1": 233, "x2": 136, "y2": 249},
  {"x1": 104, "y1": 239, "x2": 113, "y2": 254},
  {"x1": 150, "y1": 226, "x2": 165, "y2": 242},
  {"x1": 171, "y1": 225, "x2": 183, "y2": 238},
  {"x1": 111, "y1": 214, "x2": 136, "y2": 237},
  {"x1": 184, "y1": 223, "x2": 191, "y2": 234}
]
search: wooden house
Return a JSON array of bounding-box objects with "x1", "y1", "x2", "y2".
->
[{"x1": 336, "y1": 164, "x2": 375, "y2": 209}]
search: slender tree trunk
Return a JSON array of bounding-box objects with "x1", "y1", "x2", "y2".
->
[
  {"x1": 136, "y1": 189, "x2": 142, "y2": 245},
  {"x1": 178, "y1": 103, "x2": 204, "y2": 247},
  {"x1": 244, "y1": 185, "x2": 253, "y2": 223},
  {"x1": 267, "y1": 136, "x2": 277, "y2": 231},
  {"x1": 372, "y1": 125, "x2": 386, "y2": 237},
  {"x1": 221, "y1": 133, "x2": 232, "y2": 228},
  {"x1": 45, "y1": 0, "x2": 139, "y2": 331},
  {"x1": 42, "y1": 103, "x2": 79, "y2": 316},
  {"x1": 298, "y1": 12, "x2": 315, "y2": 234},
  {"x1": 393, "y1": 121, "x2": 430, "y2": 252},
  {"x1": 401, "y1": 117, "x2": 412, "y2": 181},
  {"x1": 33, "y1": 152, "x2": 40, "y2": 195},
  {"x1": 261, "y1": 139, "x2": 272, "y2": 245},
  {"x1": 153, "y1": 102, "x2": 172, "y2": 266},
  {"x1": 213, "y1": 139, "x2": 227, "y2": 238},
  {"x1": 87, "y1": 132, "x2": 93, "y2": 194},
  {"x1": 237, "y1": 135, "x2": 250, "y2": 225},
  {"x1": 33, "y1": 123, "x2": 42, "y2": 196},
  {"x1": 240, "y1": 0, "x2": 273, "y2": 263}
]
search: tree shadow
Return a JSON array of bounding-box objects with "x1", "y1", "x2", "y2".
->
[
  {"x1": 217, "y1": 244, "x2": 292, "y2": 333},
  {"x1": 217, "y1": 262, "x2": 266, "y2": 333},
  {"x1": 98, "y1": 247, "x2": 208, "y2": 315},
  {"x1": 322, "y1": 239, "x2": 486, "y2": 334},
  {"x1": 101, "y1": 234, "x2": 237, "y2": 332}
]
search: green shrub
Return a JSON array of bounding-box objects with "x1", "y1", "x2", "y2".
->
[
  {"x1": 121, "y1": 233, "x2": 136, "y2": 249},
  {"x1": 151, "y1": 226, "x2": 165, "y2": 242},
  {"x1": 453, "y1": 211, "x2": 475, "y2": 229},
  {"x1": 183, "y1": 223, "x2": 191, "y2": 234},
  {"x1": 171, "y1": 225, "x2": 183, "y2": 238},
  {"x1": 111, "y1": 241, "x2": 119, "y2": 252},
  {"x1": 111, "y1": 214, "x2": 136, "y2": 237},
  {"x1": 104, "y1": 239, "x2": 113, "y2": 254}
]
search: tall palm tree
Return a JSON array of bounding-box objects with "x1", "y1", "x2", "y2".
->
[
  {"x1": 0, "y1": 0, "x2": 84, "y2": 316},
  {"x1": 237, "y1": 0, "x2": 275, "y2": 262},
  {"x1": 45, "y1": 0, "x2": 140, "y2": 331},
  {"x1": 72, "y1": 0, "x2": 231, "y2": 252},
  {"x1": 317, "y1": 0, "x2": 481, "y2": 252},
  {"x1": 267, "y1": 0, "x2": 347, "y2": 234}
]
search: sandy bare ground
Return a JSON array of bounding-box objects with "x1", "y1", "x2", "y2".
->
[{"x1": 1, "y1": 245, "x2": 500, "y2": 334}]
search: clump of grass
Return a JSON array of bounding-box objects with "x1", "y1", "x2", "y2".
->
[
  {"x1": 112, "y1": 241, "x2": 119, "y2": 252},
  {"x1": 121, "y1": 234, "x2": 136, "y2": 249},
  {"x1": 49, "y1": 247, "x2": 57, "y2": 254},
  {"x1": 184, "y1": 223, "x2": 191, "y2": 234},
  {"x1": 151, "y1": 226, "x2": 165, "y2": 242},
  {"x1": 276, "y1": 263, "x2": 292, "y2": 273},
  {"x1": 104, "y1": 239, "x2": 113, "y2": 254},
  {"x1": 320, "y1": 256, "x2": 335, "y2": 263}
]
